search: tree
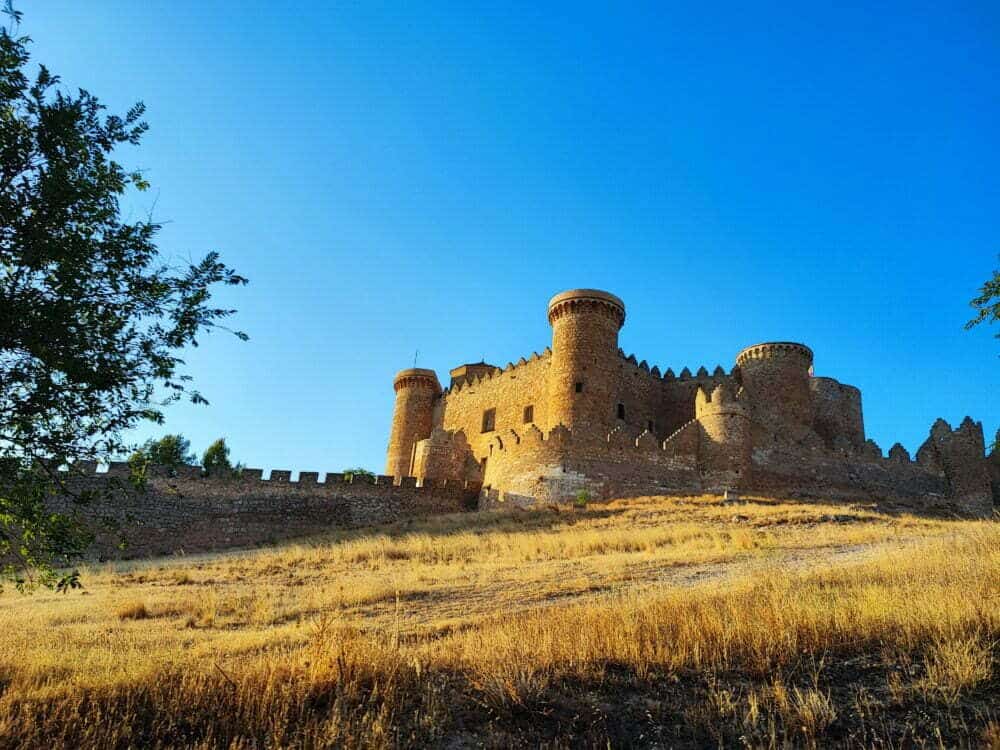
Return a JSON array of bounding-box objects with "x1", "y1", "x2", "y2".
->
[
  {"x1": 966, "y1": 259, "x2": 1000, "y2": 340},
  {"x1": 0, "y1": 6, "x2": 246, "y2": 590},
  {"x1": 130, "y1": 434, "x2": 197, "y2": 471},
  {"x1": 342, "y1": 467, "x2": 374, "y2": 481},
  {"x1": 202, "y1": 437, "x2": 235, "y2": 476}
]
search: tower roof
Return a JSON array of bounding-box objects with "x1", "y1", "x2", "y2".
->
[{"x1": 547, "y1": 288, "x2": 625, "y2": 314}]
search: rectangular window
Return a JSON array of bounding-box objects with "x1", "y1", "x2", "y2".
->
[
  {"x1": 617, "y1": 403, "x2": 626, "y2": 419},
  {"x1": 648, "y1": 420, "x2": 655, "y2": 431},
  {"x1": 575, "y1": 381, "x2": 584, "y2": 393},
  {"x1": 523, "y1": 405, "x2": 534, "y2": 423},
  {"x1": 481, "y1": 408, "x2": 496, "y2": 433}
]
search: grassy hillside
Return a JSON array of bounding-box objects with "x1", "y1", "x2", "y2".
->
[{"x1": 1, "y1": 495, "x2": 997, "y2": 748}]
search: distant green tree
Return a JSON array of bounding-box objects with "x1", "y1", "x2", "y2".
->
[
  {"x1": 130, "y1": 435, "x2": 196, "y2": 470},
  {"x1": 202, "y1": 438, "x2": 239, "y2": 476},
  {"x1": 967, "y1": 259, "x2": 1000, "y2": 341},
  {"x1": 342, "y1": 467, "x2": 375, "y2": 481}
]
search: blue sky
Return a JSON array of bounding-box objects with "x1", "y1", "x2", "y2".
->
[{"x1": 20, "y1": 1, "x2": 1000, "y2": 473}]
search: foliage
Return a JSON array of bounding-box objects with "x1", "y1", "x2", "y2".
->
[
  {"x1": 574, "y1": 489, "x2": 591, "y2": 508},
  {"x1": 0, "y1": 6, "x2": 246, "y2": 590},
  {"x1": 966, "y1": 258, "x2": 1000, "y2": 340},
  {"x1": 342, "y1": 467, "x2": 375, "y2": 481},
  {"x1": 202, "y1": 437, "x2": 242, "y2": 477},
  {"x1": 129, "y1": 435, "x2": 196, "y2": 472}
]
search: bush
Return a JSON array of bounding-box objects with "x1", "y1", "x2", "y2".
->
[
  {"x1": 343, "y1": 468, "x2": 375, "y2": 481},
  {"x1": 574, "y1": 490, "x2": 591, "y2": 508}
]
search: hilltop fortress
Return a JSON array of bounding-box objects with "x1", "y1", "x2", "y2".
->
[
  {"x1": 388, "y1": 289, "x2": 997, "y2": 516},
  {"x1": 38, "y1": 288, "x2": 997, "y2": 560}
]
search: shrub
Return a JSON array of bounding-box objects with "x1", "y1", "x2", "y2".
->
[{"x1": 343, "y1": 467, "x2": 375, "y2": 481}]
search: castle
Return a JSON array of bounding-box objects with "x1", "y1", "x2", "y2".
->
[
  {"x1": 38, "y1": 287, "x2": 997, "y2": 561},
  {"x1": 388, "y1": 289, "x2": 998, "y2": 516}
]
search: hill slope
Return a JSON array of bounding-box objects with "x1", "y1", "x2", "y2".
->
[{"x1": 1, "y1": 495, "x2": 997, "y2": 748}]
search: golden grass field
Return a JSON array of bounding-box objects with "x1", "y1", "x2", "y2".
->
[{"x1": 0, "y1": 495, "x2": 997, "y2": 748}]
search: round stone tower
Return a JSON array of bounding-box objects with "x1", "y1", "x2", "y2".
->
[
  {"x1": 735, "y1": 342, "x2": 814, "y2": 429},
  {"x1": 695, "y1": 383, "x2": 751, "y2": 485},
  {"x1": 546, "y1": 289, "x2": 626, "y2": 439},
  {"x1": 385, "y1": 368, "x2": 440, "y2": 478}
]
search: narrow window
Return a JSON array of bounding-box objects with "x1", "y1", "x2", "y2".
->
[
  {"x1": 481, "y1": 408, "x2": 496, "y2": 433},
  {"x1": 617, "y1": 403, "x2": 626, "y2": 420},
  {"x1": 575, "y1": 381, "x2": 584, "y2": 393},
  {"x1": 480, "y1": 457, "x2": 488, "y2": 474},
  {"x1": 648, "y1": 420, "x2": 655, "y2": 432},
  {"x1": 523, "y1": 405, "x2": 534, "y2": 423}
]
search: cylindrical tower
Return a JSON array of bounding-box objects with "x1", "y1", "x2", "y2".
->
[
  {"x1": 735, "y1": 342, "x2": 813, "y2": 429},
  {"x1": 546, "y1": 289, "x2": 625, "y2": 439},
  {"x1": 385, "y1": 368, "x2": 440, "y2": 478},
  {"x1": 695, "y1": 383, "x2": 751, "y2": 485}
]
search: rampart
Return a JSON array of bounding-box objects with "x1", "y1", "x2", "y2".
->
[
  {"x1": 472, "y1": 417, "x2": 986, "y2": 515},
  {"x1": 49, "y1": 464, "x2": 480, "y2": 560}
]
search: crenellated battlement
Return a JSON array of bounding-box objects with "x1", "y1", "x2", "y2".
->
[
  {"x1": 736, "y1": 342, "x2": 813, "y2": 368},
  {"x1": 62, "y1": 462, "x2": 481, "y2": 493},
  {"x1": 547, "y1": 288, "x2": 625, "y2": 328},
  {"x1": 393, "y1": 368, "x2": 441, "y2": 393},
  {"x1": 695, "y1": 383, "x2": 748, "y2": 417},
  {"x1": 444, "y1": 348, "x2": 551, "y2": 396},
  {"x1": 616, "y1": 349, "x2": 731, "y2": 390}
]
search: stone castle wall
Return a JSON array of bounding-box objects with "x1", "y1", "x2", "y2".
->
[
  {"x1": 810, "y1": 377, "x2": 865, "y2": 449},
  {"x1": 476, "y1": 418, "x2": 991, "y2": 516},
  {"x1": 51, "y1": 466, "x2": 479, "y2": 560},
  {"x1": 386, "y1": 288, "x2": 996, "y2": 518},
  {"x1": 438, "y1": 350, "x2": 552, "y2": 470}
]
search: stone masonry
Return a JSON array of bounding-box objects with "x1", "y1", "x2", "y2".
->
[
  {"x1": 51, "y1": 464, "x2": 478, "y2": 559},
  {"x1": 387, "y1": 288, "x2": 997, "y2": 517}
]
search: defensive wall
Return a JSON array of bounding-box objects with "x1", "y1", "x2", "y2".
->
[
  {"x1": 50, "y1": 464, "x2": 479, "y2": 560},
  {"x1": 474, "y1": 414, "x2": 992, "y2": 517}
]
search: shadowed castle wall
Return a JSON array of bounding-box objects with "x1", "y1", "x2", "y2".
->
[
  {"x1": 49, "y1": 467, "x2": 479, "y2": 560},
  {"x1": 811, "y1": 377, "x2": 865, "y2": 449},
  {"x1": 475, "y1": 419, "x2": 974, "y2": 515}
]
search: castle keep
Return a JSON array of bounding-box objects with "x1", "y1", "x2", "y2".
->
[{"x1": 388, "y1": 289, "x2": 997, "y2": 515}]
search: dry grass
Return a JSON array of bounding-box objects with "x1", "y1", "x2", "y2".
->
[
  {"x1": 0, "y1": 494, "x2": 996, "y2": 748},
  {"x1": 113, "y1": 599, "x2": 150, "y2": 620}
]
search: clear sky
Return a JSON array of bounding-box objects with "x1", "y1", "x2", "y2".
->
[{"x1": 19, "y1": 1, "x2": 1000, "y2": 473}]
